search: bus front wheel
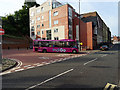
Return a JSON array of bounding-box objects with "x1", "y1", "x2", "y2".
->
[
  {"x1": 72, "y1": 50, "x2": 77, "y2": 54},
  {"x1": 42, "y1": 49, "x2": 47, "y2": 53}
]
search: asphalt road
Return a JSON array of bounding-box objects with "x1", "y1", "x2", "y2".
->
[{"x1": 2, "y1": 44, "x2": 119, "y2": 90}]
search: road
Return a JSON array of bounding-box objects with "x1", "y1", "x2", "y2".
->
[{"x1": 2, "y1": 44, "x2": 119, "y2": 89}]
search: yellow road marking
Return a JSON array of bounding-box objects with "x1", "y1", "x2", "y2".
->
[{"x1": 104, "y1": 83, "x2": 117, "y2": 90}]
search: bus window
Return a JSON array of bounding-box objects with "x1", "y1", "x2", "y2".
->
[
  {"x1": 34, "y1": 41, "x2": 39, "y2": 47},
  {"x1": 63, "y1": 41, "x2": 77, "y2": 48}
]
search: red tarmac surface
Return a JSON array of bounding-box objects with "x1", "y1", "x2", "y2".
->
[{"x1": 2, "y1": 49, "x2": 87, "y2": 73}]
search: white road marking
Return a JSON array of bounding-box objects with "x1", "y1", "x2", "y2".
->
[
  {"x1": 25, "y1": 69, "x2": 74, "y2": 90},
  {"x1": 0, "y1": 58, "x2": 23, "y2": 76},
  {"x1": 37, "y1": 64, "x2": 43, "y2": 66},
  {"x1": 15, "y1": 69, "x2": 24, "y2": 72},
  {"x1": 57, "y1": 54, "x2": 70, "y2": 56},
  {"x1": 101, "y1": 54, "x2": 108, "y2": 57},
  {"x1": 45, "y1": 62, "x2": 50, "y2": 65},
  {"x1": 24, "y1": 65, "x2": 31, "y2": 67},
  {"x1": 51, "y1": 60, "x2": 56, "y2": 63},
  {"x1": 26, "y1": 66, "x2": 35, "y2": 69},
  {"x1": 42, "y1": 62, "x2": 46, "y2": 64},
  {"x1": 84, "y1": 58, "x2": 98, "y2": 65}
]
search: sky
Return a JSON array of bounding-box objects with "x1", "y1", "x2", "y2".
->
[{"x1": 0, "y1": 0, "x2": 119, "y2": 36}]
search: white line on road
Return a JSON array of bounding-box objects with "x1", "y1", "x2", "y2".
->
[
  {"x1": 84, "y1": 58, "x2": 98, "y2": 65},
  {"x1": 101, "y1": 54, "x2": 107, "y2": 57},
  {"x1": 24, "y1": 65, "x2": 31, "y2": 67},
  {"x1": 26, "y1": 66, "x2": 35, "y2": 69},
  {"x1": 15, "y1": 69, "x2": 24, "y2": 72},
  {"x1": 25, "y1": 69, "x2": 74, "y2": 90}
]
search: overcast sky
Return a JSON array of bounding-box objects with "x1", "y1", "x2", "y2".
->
[{"x1": 0, "y1": 0, "x2": 119, "y2": 36}]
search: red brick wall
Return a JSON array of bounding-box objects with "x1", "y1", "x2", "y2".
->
[
  {"x1": 72, "y1": 11, "x2": 93, "y2": 50},
  {"x1": 86, "y1": 22, "x2": 93, "y2": 50},
  {"x1": 2, "y1": 37, "x2": 31, "y2": 49},
  {"x1": 51, "y1": 5, "x2": 69, "y2": 39},
  {"x1": 72, "y1": 12, "x2": 88, "y2": 49},
  {"x1": 3, "y1": 44, "x2": 29, "y2": 49}
]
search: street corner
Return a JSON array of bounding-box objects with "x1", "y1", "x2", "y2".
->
[{"x1": 0, "y1": 58, "x2": 22, "y2": 75}]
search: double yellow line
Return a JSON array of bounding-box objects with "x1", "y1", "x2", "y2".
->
[{"x1": 104, "y1": 83, "x2": 117, "y2": 90}]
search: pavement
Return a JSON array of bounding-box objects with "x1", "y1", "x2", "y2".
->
[{"x1": 1, "y1": 49, "x2": 88, "y2": 75}]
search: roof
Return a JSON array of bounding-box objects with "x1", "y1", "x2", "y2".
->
[{"x1": 81, "y1": 11, "x2": 97, "y2": 18}]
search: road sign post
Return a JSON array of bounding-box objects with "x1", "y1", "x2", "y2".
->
[{"x1": 0, "y1": 28, "x2": 5, "y2": 61}]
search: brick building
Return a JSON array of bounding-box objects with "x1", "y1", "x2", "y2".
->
[
  {"x1": 29, "y1": 0, "x2": 111, "y2": 50},
  {"x1": 81, "y1": 12, "x2": 111, "y2": 49},
  {"x1": 29, "y1": 0, "x2": 94, "y2": 50}
]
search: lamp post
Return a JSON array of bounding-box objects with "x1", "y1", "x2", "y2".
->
[{"x1": 79, "y1": 0, "x2": 81, "y2": 51}]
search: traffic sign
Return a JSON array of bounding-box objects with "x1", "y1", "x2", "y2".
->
[{"x1": 0, "y1": 28, "x2": 5, "y2": 35}]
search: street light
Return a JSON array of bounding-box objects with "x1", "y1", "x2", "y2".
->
[{"x1": 79, "y1": 0, "x2": 81, "y2": 51}]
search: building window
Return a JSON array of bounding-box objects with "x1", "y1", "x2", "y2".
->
[
  {"x1": 37, "y1": 31, "x2": 40, "y2": 35},
  {"x1": 54, "y1": 28, "x2": 58, "y2": 33},
  {"x1": 68, "y1": 7, "x2": 72, "y2": 17},
  {"x1": 75, "y1": 14, "x2": 77, "y2": 17},
  {"x1": 41, "y1": 7, "x2": 44, "y2": 11},
  {"x1": 42, "y1": 31, "x2": 44, "y2": 34},
  {"x1": 53, "y1": 11, "x2": 58, "y2": 16},
  {"x1": 31, "y1": 12, "x2": 34, "y2": 16},
  {"x1": 49, "y1": 2, "x2": 51, "y2": 6},
  {"x1": 42, "y1": 38, "x2": 45, "y2": 40},
  {"x1": 54, "y1": 20, "x2": 58, "y2": 25},
  {"x1": 37, "y1": 17, "x2": 40, "y2": 21},
  {"x1": 54, "y1": 37, "x2": 59, "y2": 40},
  {"x1": 31, "y1": 26, "x2": 34, "y2": 31},
  {"x1": 41, "y1": 16, "x2": 44, "y2": 20},
  {"x1": 42, "y1": 24, "x2": 44, "y2": 27},
  {"x1": 37, "y1": 25, "x2": 40, "y2": 28},
  {"x1": 31, "y1": 20, "x2": 35, "y2": 24},
  {"x1": 49, "y1": 10, "x2": 51, "y2": 28},
  {"x1": 36, "y1": 9, "x2": 40, "y2": 13},
  {"x1": 31, "y1": 32, "x2": 35, "y2": 36}
]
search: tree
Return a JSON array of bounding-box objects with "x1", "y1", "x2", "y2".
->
[{"x1": 2, "y1": 0, "x2": 39, "y2": 37}]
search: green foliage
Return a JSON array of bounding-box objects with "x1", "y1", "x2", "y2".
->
[{"x1": 2, "y1": 1, "x2": 39, "y2": 37}]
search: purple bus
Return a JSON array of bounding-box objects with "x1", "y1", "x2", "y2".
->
[{"x1": 33, "y1": 39, "x2": 78, "y2": 53}]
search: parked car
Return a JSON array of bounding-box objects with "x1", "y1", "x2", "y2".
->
[{"x1": 100, "y1": 45, "x2": 109, "y2": 51}]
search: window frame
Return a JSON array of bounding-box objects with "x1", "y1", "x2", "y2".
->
[
  {"x1": 41, "y1": 7, "x2": 44, "y2": 12},
  {"x1": 54, "y1": 20, "x2": 58, "y2": 25},
  {"x1": 53, "y1": 11, "x2": 58, "y2": 16},
  {"x1": 37, "y1": 25, "x2": 40, "y2": 28},
  {"x1": 54, "y1": 28, "x2": 58, "y2": 33}
]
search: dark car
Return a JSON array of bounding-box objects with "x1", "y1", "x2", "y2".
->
[{"x1": 100, "y1": 45, "x2": 109, "y2": 51}]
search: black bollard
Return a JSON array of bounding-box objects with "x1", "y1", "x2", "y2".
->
[{"x1": 18, "y1": 47, "x2": 19, "y2": 50}]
